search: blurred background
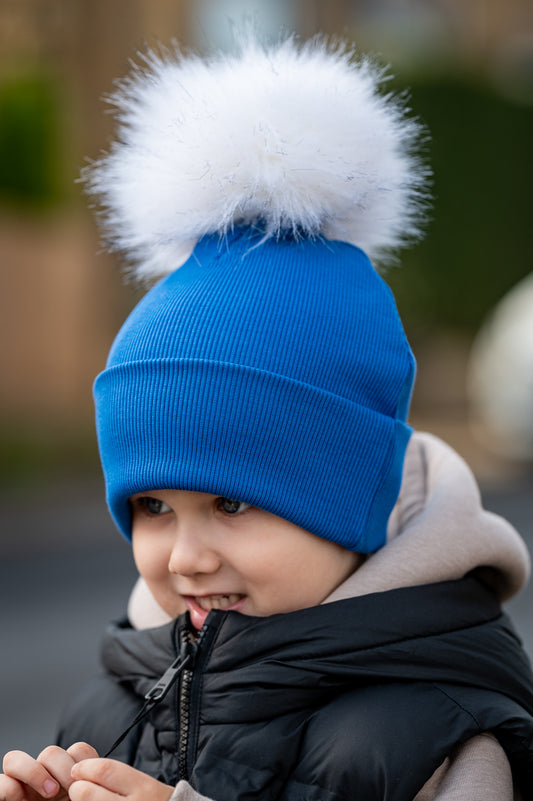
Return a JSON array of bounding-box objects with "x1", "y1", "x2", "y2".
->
[{"x1": 1, "y1": 0, "x2": 532, "y2": 757}]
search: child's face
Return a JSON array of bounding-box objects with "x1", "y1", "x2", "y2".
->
[{"x1": 130, "y1": 489, "x2": 362, "y2": 630}]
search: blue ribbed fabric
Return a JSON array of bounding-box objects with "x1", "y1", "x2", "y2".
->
[{"x1": 94, "y1": 228, "x2": 415, "y2": 552}]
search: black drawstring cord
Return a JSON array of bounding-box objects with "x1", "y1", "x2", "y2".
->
[{"x1": 103, "y1": 651, "x2": 192, "y2": 758}]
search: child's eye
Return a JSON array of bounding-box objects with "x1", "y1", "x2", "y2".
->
[
  {"x1": 217, "y1": 498, "x2": 250, "y2": 515},
  {"x1": 139, "y1": 497, "x2": 172, "y2": 516}
]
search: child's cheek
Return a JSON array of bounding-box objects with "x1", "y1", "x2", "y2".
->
[{"x1": 132, "y1": 533, "x2": 169, "y2": 582}]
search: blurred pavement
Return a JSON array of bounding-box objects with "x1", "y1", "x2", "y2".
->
[{"x1": 0, "y1": 474, "x2": 532, "y2": 758}]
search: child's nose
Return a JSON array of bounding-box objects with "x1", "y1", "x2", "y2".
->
[{"x1": 167, "y1": 523, "x2": 221, "y2": 576}]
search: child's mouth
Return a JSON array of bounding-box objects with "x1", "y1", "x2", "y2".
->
[
  {"x1": 184, "y1": 594, "x2": 246, "y2": 629},
  {"x1": 195, "y1": 594, "x2": 244, "y2": 611}
]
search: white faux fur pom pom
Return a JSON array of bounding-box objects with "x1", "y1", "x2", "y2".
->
[{"x1": 85, "y1": 36, "x2": 430, "y2": 281}]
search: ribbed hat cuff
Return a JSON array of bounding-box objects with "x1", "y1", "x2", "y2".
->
[{"x1": 94, "y1": 359, "x2": 412, "y2": 553}]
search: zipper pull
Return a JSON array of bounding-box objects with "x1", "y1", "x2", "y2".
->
[
  {"x1": 144, "y1": 649, "x2": 193, "y2": 703},
  {"x1": 103, "y1": 639, "x2": 196, "y2": 758}
]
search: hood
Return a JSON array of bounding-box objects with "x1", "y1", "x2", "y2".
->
[{"x1": 326, "y1": 431, "x2": 530, "y2": 604}]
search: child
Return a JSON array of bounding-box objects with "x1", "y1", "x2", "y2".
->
[{"x1": 2, "y1": 35, "x2": 533, "y2": 801}]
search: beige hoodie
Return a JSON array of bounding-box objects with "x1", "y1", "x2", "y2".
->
[{"x1": 127, "y1": 433, "x2": 531, "y2": 801}]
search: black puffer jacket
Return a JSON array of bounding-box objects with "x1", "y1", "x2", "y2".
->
[{"x1": 58, "y1": 577, "x2": 533, "y2": 801}]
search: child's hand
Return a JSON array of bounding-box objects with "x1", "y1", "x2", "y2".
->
[
  {"x1": 1, "y1": 742, "x2": 97, "y2": 800},
  {"x1": 69, "y1": 759, "x2": 174, "y2": 801}
]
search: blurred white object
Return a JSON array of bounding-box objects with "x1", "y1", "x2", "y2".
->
[{"x1": 468, "y1": 273, "x2": 533, "y2": 459}]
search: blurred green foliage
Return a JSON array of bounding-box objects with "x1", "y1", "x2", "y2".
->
[
  {"x1": 386, "y1": 75, "x2": 533, "y2": 334},
  {"x1": 0, "y1": 72, "x2": 65, "y2": 207},
  {"x1": 0, "y1": 425, "x2": 101, "y2": 489}
]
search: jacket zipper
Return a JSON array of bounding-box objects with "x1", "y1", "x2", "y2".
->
[
  {"x1": 177, "y1": 623, "x2": 207, "y2": 780},
  {"x1": 104, "y1": 618, "x2": 212, "y2": 772},
  {"x1": 103, "y1": 626, "x2": 196, "y2": 758}
]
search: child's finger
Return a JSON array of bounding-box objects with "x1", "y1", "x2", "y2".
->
[
  {"x1": 69, "y1": 781, "x2": 115, "y2": 801},
  {"x1": 0, "y1": 772, "x2": 27, "y2": 801},
  {"x1": 37, "y1": 746, "x2": 77, "y2": 791},
  {"x1": 70, "y1": 760, "x2": 124, "y2": 795},
  {"x1": 2, "y1": 750, "x2": 59, "y2": 799},
  {"x1": 70, "y1": 760, "x2": 173, "y2": 801},
  {"x1": 65, "y1": 744, "x2": 99, "y2": 763}
]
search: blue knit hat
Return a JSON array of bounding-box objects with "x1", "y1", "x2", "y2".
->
[{"x1": 88, "y1": 36, "x2": 428, "y2": 552}]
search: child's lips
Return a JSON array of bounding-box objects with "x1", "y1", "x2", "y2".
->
[{"x1": 184, "y1": 593, "x2": 246, "y2": 629}]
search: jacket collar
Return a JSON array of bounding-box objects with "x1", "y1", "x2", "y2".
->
[{"x1": 104, "y1": 575, "x2": 533, "y2": 722}]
